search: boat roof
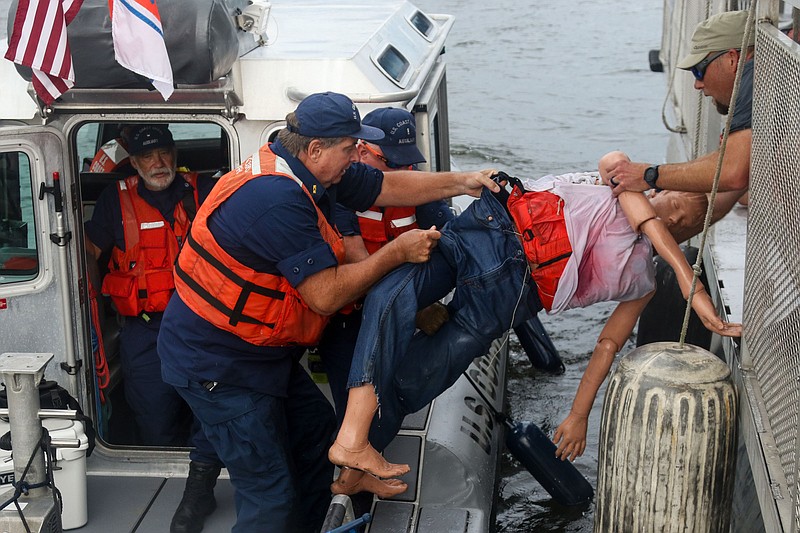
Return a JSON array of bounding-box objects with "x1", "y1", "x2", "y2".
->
[
  {"x1": 256, "y1": 1, "x2": 412, "y2": 59},
  {"x1": 0, "y1": 1, "x2": 453, "y2": 122}
]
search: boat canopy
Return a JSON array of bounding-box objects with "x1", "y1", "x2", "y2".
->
[{"x1": 0, "y1": 0, "x2": 453, "y2": 123}]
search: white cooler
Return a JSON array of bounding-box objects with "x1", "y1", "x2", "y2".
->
[{"x1": 0, "y1": 417, "x2": 89, "y2": 530}]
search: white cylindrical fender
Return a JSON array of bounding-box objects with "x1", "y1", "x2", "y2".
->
[{"x1": 595, "y1": 342, "x2": 737, "y2": 533}]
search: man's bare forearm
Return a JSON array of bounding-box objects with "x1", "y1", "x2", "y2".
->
[
  {"x1": 296, "y1": 229, "x2": 439, "y2": 315},
  {"x1": 376, "y1": 169, "x2": 497, "y2": 206}
]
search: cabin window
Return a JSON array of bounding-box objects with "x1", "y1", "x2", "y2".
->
[
  {"x1": 376, "y1": 45, "x2": 410, "y2": 85},
  {"x1": 408, "y1": 11, "x2": 435, "y2": 41},
  {"x1": 75, "y1": 120, "x2": 231, "y2": 448},
  {"x1": 75, "y1": 122, "x2": 229, "y2": 177},
  {"x1": 0, "y1": 151, "x2": 38, "y2": 285}
]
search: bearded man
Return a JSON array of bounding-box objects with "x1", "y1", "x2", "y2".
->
[{"x1": 85, "y1": 123, "x2": 218, "y2": 449}]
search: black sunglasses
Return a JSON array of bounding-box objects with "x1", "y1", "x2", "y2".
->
[
  {"x1": 690, "y1": 50, "x2": 729, "y2": 81},
  {"x1": 360, "y1": 141, "x2": 408, "y2": 169}
]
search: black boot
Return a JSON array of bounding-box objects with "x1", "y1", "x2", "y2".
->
[{"x1": 170, "y1": 461, "x2": 221, "y2": 533}]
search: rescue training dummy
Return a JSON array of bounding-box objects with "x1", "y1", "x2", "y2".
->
[{"x1": 327, "y1": 151, "x2": 742, "y2": 494}]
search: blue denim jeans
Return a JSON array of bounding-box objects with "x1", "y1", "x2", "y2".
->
[
  {"x1": 348, "y1": 189, "x2": 541, "y2": 450},
  {"x1": 175, "y1": 359, "x2": 336, "y2": 533}
]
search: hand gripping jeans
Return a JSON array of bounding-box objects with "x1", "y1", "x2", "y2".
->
[{"x1": 348, "y1": 189, "x2": 541, "y2": 450}]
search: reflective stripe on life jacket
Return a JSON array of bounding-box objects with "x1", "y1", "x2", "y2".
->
[
  {"x1": 101, "y1": 173, "x2": 200, "y2": 316},
  {"x1": 173, "y1": 146, "x2": 346, "y2": 346},
  {"x1": 356, "y1": 206, "x2": 418, "y2": 254},
  {"x1": 506, "y1": 185, "x2": 572, "y2": 312}
]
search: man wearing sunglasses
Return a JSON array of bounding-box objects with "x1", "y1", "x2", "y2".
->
[
  {"x1": 349, "y1": 107, "x2": 454, "y2": 260},
  {"x1": 601, "y1": 10, "x2": 753, "y2": 240}
]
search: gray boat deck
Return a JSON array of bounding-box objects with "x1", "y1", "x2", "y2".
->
[
  {"x1": 77, "y1": 475, "x2": 236, "y2": 532},
  {"x1": 69, "y1": 412, "x2": 431, "y2": 532}
]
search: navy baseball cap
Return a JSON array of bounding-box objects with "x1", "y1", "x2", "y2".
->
[
  {"x1": 289, "y1": 92, "x2": 384, "y2": 141},
  {"x1": 362, "y1": 107, "x2": 426, "y2": 166},
  {"x1": 127, "y1": 124, "x2": 175, "y2": 156}
]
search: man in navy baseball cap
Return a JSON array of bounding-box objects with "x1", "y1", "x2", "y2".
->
[
  {"x1": 289, "y1": 92, "x2": 384, "y2": 141},
  {"x1": 126, "y1": 123, "x2": 175, "y2": 156},
  {"x1": 159, "y1": 88, "x2": 501, "y2": 533},
  {"x1": 361, "y1": 107, "x2": 426, "y2": 167}
]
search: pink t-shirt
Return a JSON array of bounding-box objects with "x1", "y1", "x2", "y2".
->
[{"x1": 521, "y1": 173, "x2": 655, "y2": 313}]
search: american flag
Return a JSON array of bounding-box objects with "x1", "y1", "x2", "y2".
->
[{"x1": 4, "y1": 0, "x2": 84, "y2": 105}]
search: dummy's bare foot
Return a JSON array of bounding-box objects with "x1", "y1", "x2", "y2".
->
[
  {"x1": 331, "y1": 467, "x2": 408, "y2": 499},
  {"x1": 328, "y1": 441, "x2": 410, "y2": 478}
]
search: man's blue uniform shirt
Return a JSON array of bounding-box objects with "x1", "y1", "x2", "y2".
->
[{"x1": 159, "y1": 139, "x2": 384, "y2": 396}]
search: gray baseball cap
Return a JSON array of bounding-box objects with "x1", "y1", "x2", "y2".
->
[{"x1": 676, "y1": 11, "x2": 753, "y2": 69}]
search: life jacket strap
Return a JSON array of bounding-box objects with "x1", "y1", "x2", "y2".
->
[
  {"x1": 174, "y1": 261, "x2": 274, "y2": 328},
  {"x1": 185, "y1": 233, "x2": 286, "y2": 301},
  {"x1": 175, "y1": 232, "x2": 288, "y2": 327}
]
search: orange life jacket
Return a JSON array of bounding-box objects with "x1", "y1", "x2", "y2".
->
[
  {"x1": 101, "y1": 173, "x2": 200, "y2": 316},
  {"x1": 173, "y1": 146, "x2": 346, "y2": 346},
  {"x1": 506, "y1": 185, "x2": 573, "y2": 311},
  {"x1": 89, "y1": 138, "x2": 130, "y2": 173},
  {"x1": 356, "y1": 206, "x2": 419, "y2": 254}
]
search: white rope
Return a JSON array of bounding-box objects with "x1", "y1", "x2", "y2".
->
[{"x1": 679, "y1": 3, "x2": 757, "y2": 346}]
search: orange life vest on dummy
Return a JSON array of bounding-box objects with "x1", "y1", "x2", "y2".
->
[
  {"x1": 89, "y1": 138, "x2": 130, "y2": 173},
  {"x1": 506, "y1": 185, "x2": 573, "y2": 311},
  {"x1": 356, "y1": 206, "x2": 419, "y2": 254},
  {"x1": 101, "y1": 173, "x2": 200, "y2": 316},
  {"x1": 173, "y1": 146, "x2": 346, "y2": 346}
]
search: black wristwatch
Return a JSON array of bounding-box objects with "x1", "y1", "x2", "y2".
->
[{"x1": 643, "y1": 165, "x2": 660, "y2": 190}]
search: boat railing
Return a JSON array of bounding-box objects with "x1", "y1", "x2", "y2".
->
[
  {"x1": 743, "y1": 2, "x2": 800, "y2": 531},
  {"x1": 659, "y1": 0, "x2": 723, "y2": 161}
]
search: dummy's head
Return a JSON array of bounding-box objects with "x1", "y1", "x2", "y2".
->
[
  {"x1": 598, "y1": 151, "x2": 630, "y2": 181},
  {"x1": 650, "y1": 190, "x2": 709, "y2": 243}
]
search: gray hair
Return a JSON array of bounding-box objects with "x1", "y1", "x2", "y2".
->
[{"x1": 277, "y1": 112, "x2": 349, "y2": 156}]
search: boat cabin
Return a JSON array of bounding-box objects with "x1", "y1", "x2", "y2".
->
[{"x1": 0, "y1": 1, "x2": 508, "y2": 531}]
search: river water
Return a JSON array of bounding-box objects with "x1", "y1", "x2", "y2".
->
[{"x1": 1, "y1": 1, "x2": 668, "y2": 531}]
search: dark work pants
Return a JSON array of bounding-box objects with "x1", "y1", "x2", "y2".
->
[
  {"x1": 120, "y1": 317, "x2": 220, "y2": 463},
  {"x1": 175, "y1": 360, "x2": 336, "y2": 533},
  {"x1": 119, "y1": 317, "x2": 191, "y2": 446}
]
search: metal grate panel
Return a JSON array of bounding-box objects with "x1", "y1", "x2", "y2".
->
[{"x1": 745, "y1": 22, "x2": 800, "y2": 519}]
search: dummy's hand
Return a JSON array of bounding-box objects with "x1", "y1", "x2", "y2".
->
[
  {"x1": 690, "y1": 287, "x2": 743, "y2": 337},
  {"x1": 552, "y1": 412, "x2": 588, "y2": 462},
  {"x1": 415, "y1": 302, "x2": 450, "y2": 336},
  {"x1": 602, "y1": 160, "x2": 650, "y2": 196},
  {"x1": 462, "y1": 169, "x2": 501, "y2": 197},
  {"x1": 392, "y1": 227, "x2": 441, "y2": 263}
]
